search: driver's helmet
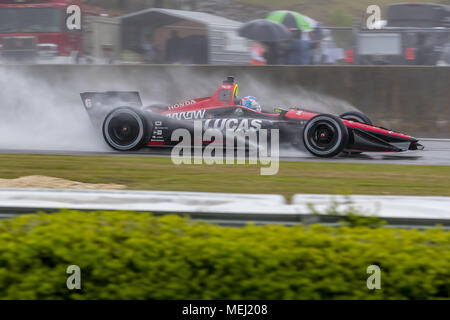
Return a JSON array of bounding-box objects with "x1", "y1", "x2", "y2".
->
[{"x1": 240, "y1": 96, "x2": 261, "y2": 112}]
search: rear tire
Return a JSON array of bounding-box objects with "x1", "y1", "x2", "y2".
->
[
  {"x1": 103, "y1": 107, "x2": 148, "y2": 151},
  {"x1": 303, "y1": 114, "x2": 349, "y2": 158}
]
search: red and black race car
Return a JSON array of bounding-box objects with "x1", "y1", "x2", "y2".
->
[{"x1": 81, "y1": 76, "x2": 423, "y2": 158}]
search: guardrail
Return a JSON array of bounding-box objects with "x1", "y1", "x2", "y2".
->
[{"x1": 0, "y1": 189, "x2": 449, "y2": 228}]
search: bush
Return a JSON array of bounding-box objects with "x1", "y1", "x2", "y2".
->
[{"x1": 0, "y1": 210, "x2": 448, "y2": 299}]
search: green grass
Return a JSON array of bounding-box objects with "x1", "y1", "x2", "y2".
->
[{"x1": 0, "y1": 154, "x2": 449, "y2": 199}]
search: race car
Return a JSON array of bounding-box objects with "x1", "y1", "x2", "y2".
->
[{"x1": 80, "y1": 76, "x2": 423, "y2": 158}]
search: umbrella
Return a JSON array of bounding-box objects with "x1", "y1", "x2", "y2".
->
[
  {"x1": 238, "y1": 19, "x2": 292, "y2": 42},
  {"x1": 267, "y1": 10, "x2": 316, "y2": 31}
]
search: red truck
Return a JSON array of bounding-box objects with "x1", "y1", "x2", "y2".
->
[{"x1": 0, "y1": 0, "x2": 117, "y2": 63}]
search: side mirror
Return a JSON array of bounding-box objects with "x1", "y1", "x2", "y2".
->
[{"x1": 234, "y1": 108, "x2": 244, "y2": 117}]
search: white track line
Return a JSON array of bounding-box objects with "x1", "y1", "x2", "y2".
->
[{"x1": 418, "y1": 138, "x2": 450, "y2": 141}]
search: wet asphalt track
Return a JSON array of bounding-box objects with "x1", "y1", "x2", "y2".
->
[{"x1": 1, "y1": 139, "x2": 450, "y2": 166}]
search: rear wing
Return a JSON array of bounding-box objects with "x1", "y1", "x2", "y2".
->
[{"x1": 80, "y1": 91, "x2": 143, "y2": 110}]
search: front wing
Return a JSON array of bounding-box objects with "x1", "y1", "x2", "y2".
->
[{"x1": 345, "y1": 127, "x2": 424, "y2": 153}]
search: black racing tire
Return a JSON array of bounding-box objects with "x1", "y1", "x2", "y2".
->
[
  {"x1": 303, "y1": 114, "x2": 349, "y2": 158},
  {"x1": 340, "y1": 111, "x2": 372, "y2": 156},
  {"x1": 340, "y1": 111, "x2": 373, "y2": 126},
  {"x1": 103, "y1": 107, "x2": 148, "y2": 151}
]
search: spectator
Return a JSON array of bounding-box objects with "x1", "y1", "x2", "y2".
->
[
  {"x1": 278, "y1": 40, "x2": 291, "y2": 65},
  {"x1": 297, "y1": 29, "x2": 315, "y2": 65},
  {"x1": 250, "y1": 42, "x2": 266, "y2": 65},
  {"x1": 285, "y1": 29, "x2": 316, "y2": 65},
  {"x1": 165, "y1": 30, "x2": 182, "y2": 64},
  {"x1": 316, "y1": 29, "x2": 340, "y2": 64},
  {"x1": 264, "y1": 42, "x2": 280, "y2": 65},
  {"x1": 141, "y1": 33, "x2": 156, "y2": 64},
  {"x1": 286, "y1": 29, "x2": 302, "y2": 65}
]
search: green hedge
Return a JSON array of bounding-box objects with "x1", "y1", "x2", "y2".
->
[{"x1": 0, "y1": 211, "x2": 448, "y2": 299}]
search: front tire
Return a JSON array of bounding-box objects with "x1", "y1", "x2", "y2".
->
[
  {"x1": 103, "y1": 107, "x2": 148, "y2": 151},
  {"x1": 303, "y1": 114, "x2": 349, "y2": 158},
  {"x1": 340, "y1": 111, "x2": 372, "y2": 156},
  {"x1": 340, "y1": 111, "x2": 372, "y2": 126}
]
